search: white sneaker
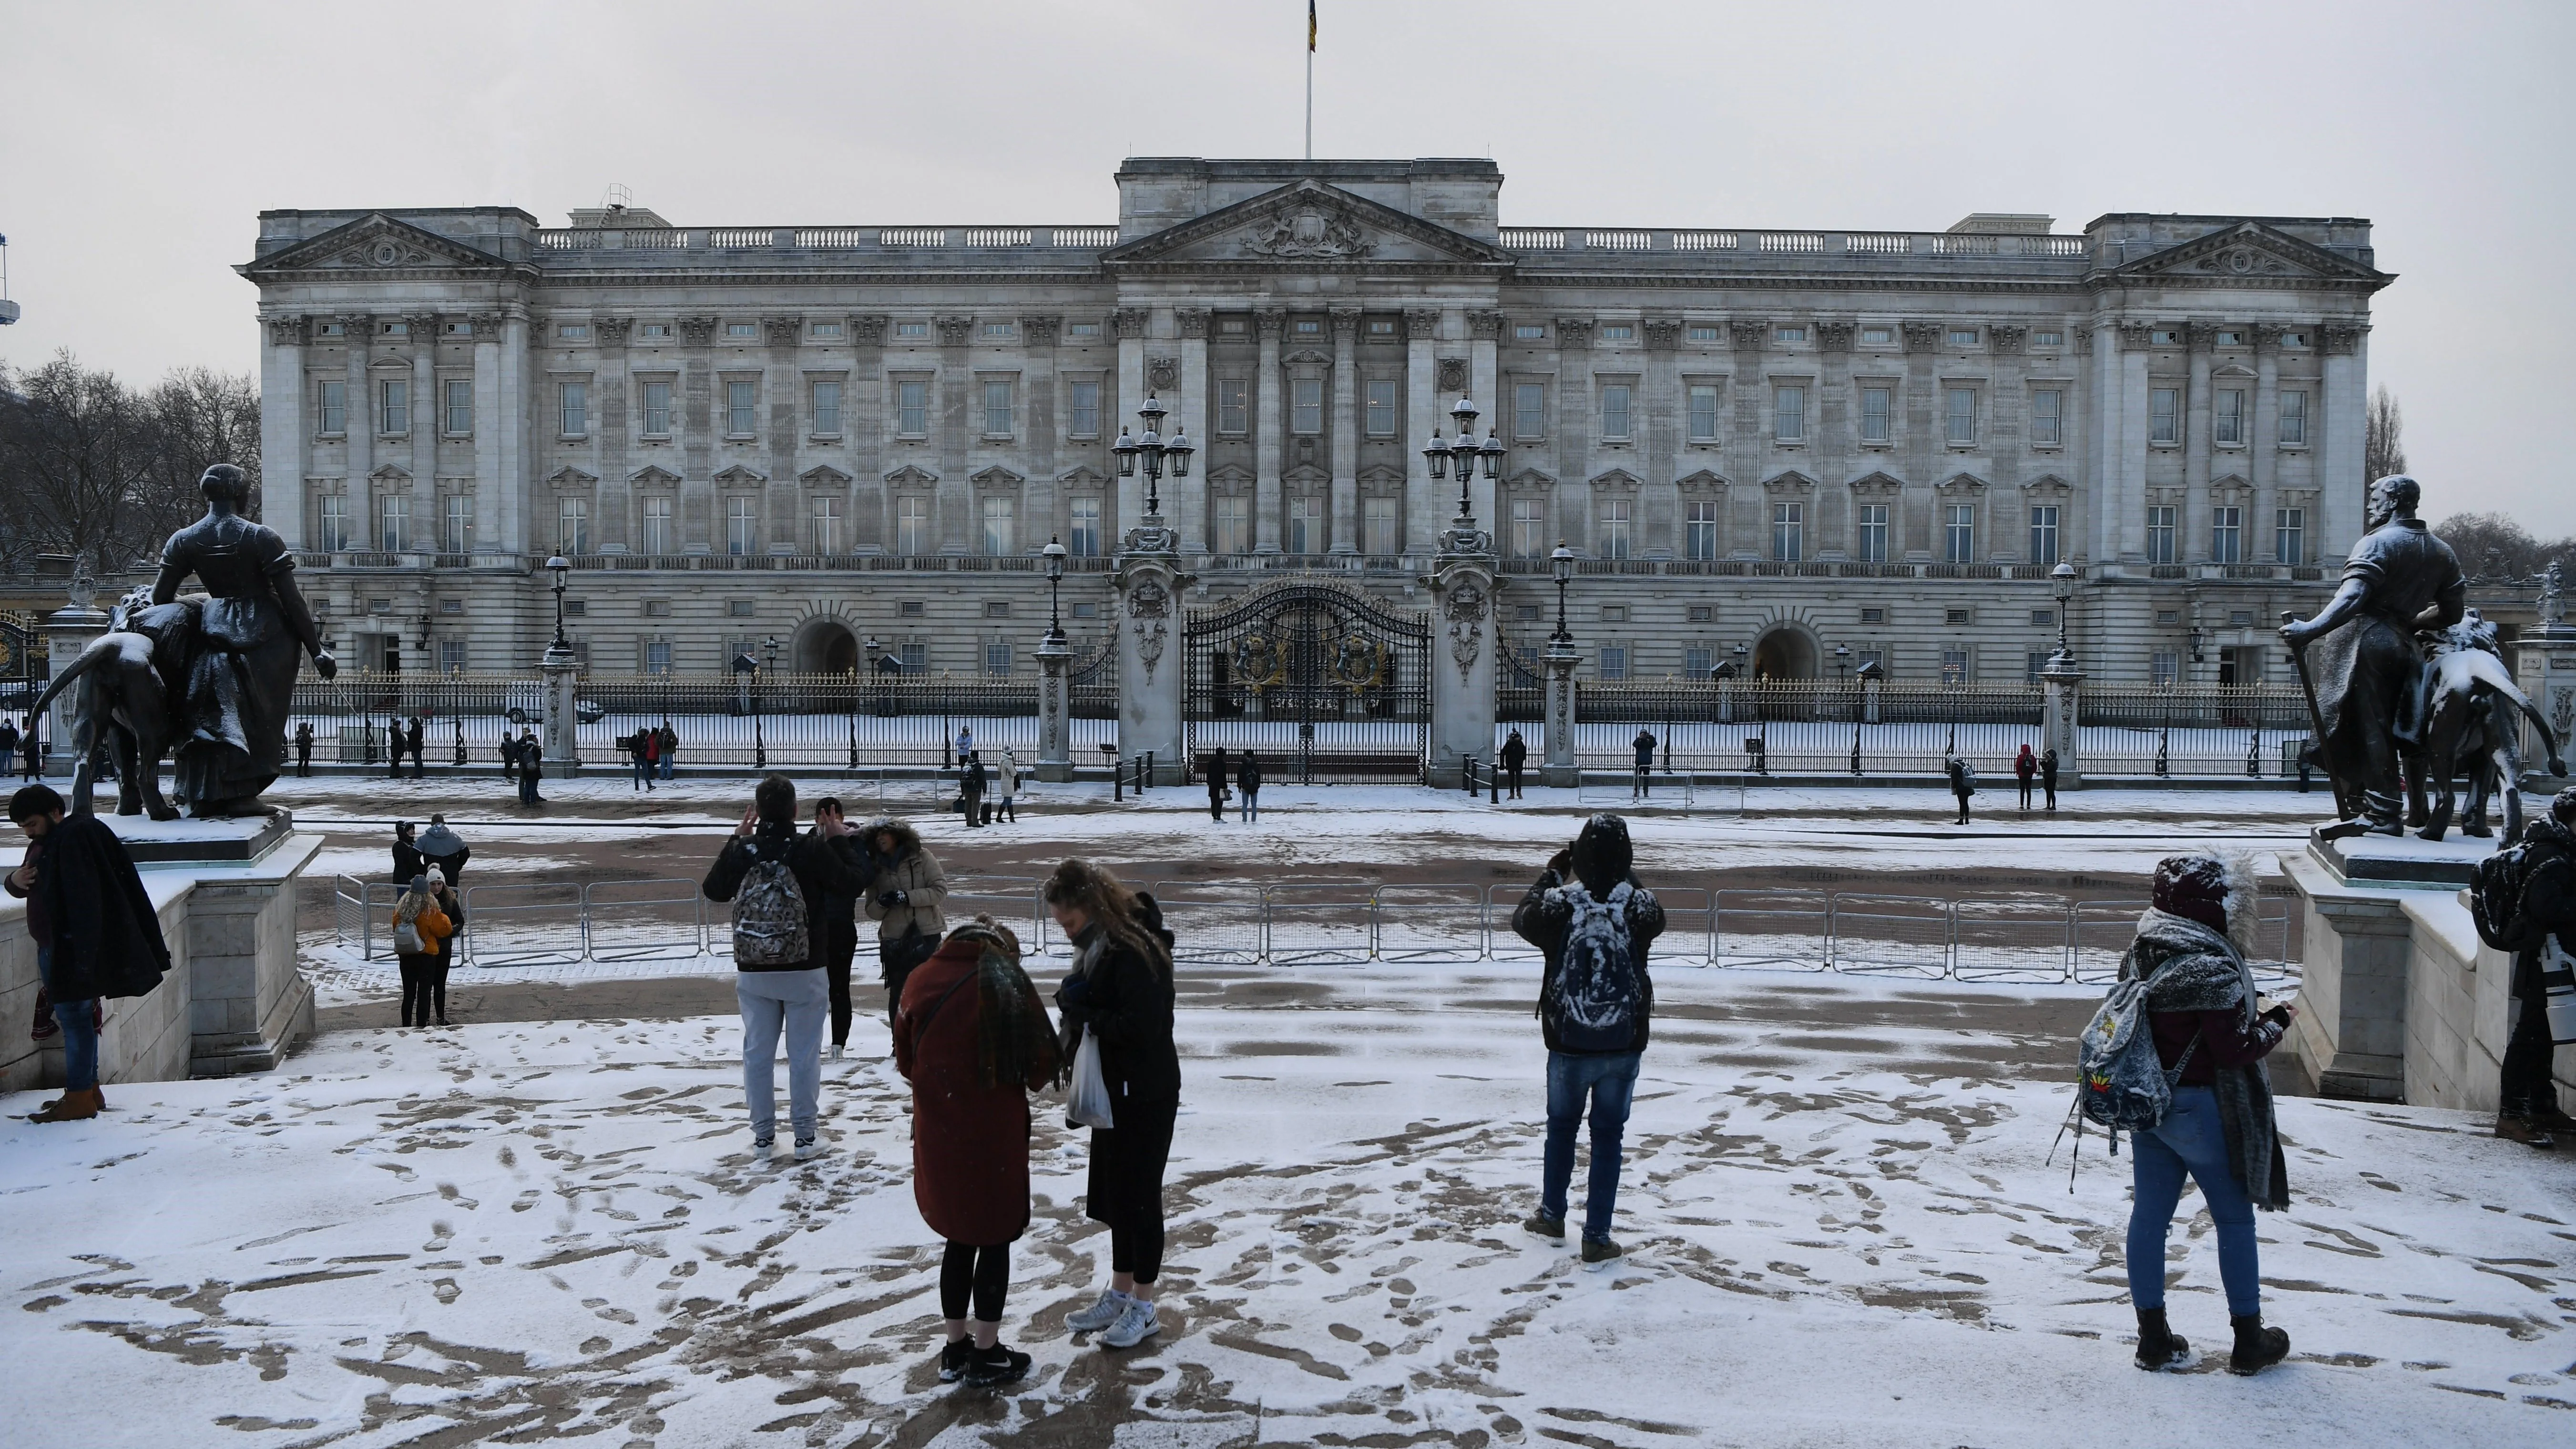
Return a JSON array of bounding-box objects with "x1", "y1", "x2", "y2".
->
[
  {"x1": 1065, "y1": 1288, "x2": 1128, "y2": 1333},
  {"x1": 794, "y1": 1137, "x2": 820, "y2": 1161},
  {"x1": 1101, "y1": 1296, "x2": 1160, "y2": 1349}
]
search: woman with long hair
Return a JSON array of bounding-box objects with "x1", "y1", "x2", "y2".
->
[
  {"x1": 894, "y1": 915, "x2": 1061, "y2": 1388},
  {"x1": 390, "y1": 873, "x2": 452, "y2": 1029},
  {"x1": 1045, "y1": 859, "x2": 1179, "y2": 1350}
]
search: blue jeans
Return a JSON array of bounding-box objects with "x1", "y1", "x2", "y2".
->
[
  {"x1": 2127, "y1": 1086, "x2": 2261, "y2": 1316},
  {"x1": 736, "y1": 969, "x2": 827, "y2": 1142},
  {"x1": 632, "y1": 758, "x2": 653, "y2": 788},
  {"x1": 1240, "y1": 791, "x2": 1257, "y2": 822},
  {"x1": 660, "y1": 755, "x2": 675, "y2": 780},
  {"x1": 39, "y1": 946, "x2": 99, "y2": 1092},
  {"x1": 1542, "y1": 1050, "x2": 1642, "y2": 1242}
]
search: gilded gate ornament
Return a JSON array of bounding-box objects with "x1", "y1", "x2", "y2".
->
[
  {"x1": 1443, "y1": 579, "x2": 1488, "y2": 684},
  {"x1": 1127, "y1": 578, "x2": 1171, "y2": 683}
]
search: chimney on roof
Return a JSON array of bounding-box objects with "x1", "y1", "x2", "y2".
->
[{"x1": 1948, "y1": 213, "x2": 2054, "y2": 235}]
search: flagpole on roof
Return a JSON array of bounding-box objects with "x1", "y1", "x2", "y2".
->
[{"x1": 1305, "y1": 0, "x2": 1315, "y2": 160}]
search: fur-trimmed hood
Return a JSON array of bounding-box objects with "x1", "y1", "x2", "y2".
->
[{"x1": 863, "y1": 817, "x2": 924, "y2": 861}]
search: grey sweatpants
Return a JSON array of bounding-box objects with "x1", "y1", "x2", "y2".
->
[{"x1": 736, "y1": 968, "x2": 828, "y2": 1142}]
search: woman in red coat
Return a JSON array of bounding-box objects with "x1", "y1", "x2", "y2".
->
[{"x1": 893, "y1": 916, "x2": 1061, "y2": 1389}]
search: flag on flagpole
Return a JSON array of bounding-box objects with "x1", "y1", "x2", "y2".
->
[{"x1": 1308, "y1": 0, "x2": 1317, "y2": 52}]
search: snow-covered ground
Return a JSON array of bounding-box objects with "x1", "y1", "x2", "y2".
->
[{"x1": 5, "y1": 964, "x2": 2571, "y2": 1448}]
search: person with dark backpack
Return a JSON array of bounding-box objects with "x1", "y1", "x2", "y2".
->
[
  {"x1": 2096, "y1": 853, "x2": 2295, "y2": 1375},
  {"x1": 2468, "y1": 786, "x2": 2576, "y2": 1148},
  {"x1": 1501, "y1": 728, "x2": 1528, "y2": 799},
  {"x1": 1510, "y1": 814, "x2": 1665, "y2": 1265},
  {"x1": 703, "y1": 775, "x2": 860, "y2": 1161}
]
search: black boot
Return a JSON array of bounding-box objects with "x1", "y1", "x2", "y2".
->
[
  {"x1": 2228, "y1": 1314, "x2": 2289, "y2": 1375},
  {"x1": 2134, "y1": 1308, "x2": 2189, "y2": 1370}
]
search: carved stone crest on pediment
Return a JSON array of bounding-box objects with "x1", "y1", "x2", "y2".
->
[
  {"x1": 1437, "y1": 357, "x2": 1470, "y2": 394},
  {"x1": 1241, "y1": 198, "x2": 1371, "y2": 260},
  {"x1": 547, "y1": 466, "x2": 598, "y2": 491},
  {"x1": 1147, "y1": 356, "x2": 1180, "y2": 390},
  {"x1": 1443, "y1": 577, "x2": 1489, "y2": 683}
]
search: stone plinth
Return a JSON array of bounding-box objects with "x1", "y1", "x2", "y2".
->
[
  {"x1": 1429, "y1": 546, "x2": 1497, "y2": 790},
  {"x1": 2312, "y1": 829, "x2": 2494, "y2": 889},
  {"x1": 103, "y1": 812, "x2": 295, "y2": 864},
  {"x1": 1113, "y1": 536, "x2": 1187, "y2": 785},
  {"x1": 1541, "y1": 641, "x2": 1579, "y2": 788}
]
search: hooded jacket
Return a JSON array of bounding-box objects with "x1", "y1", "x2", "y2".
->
[
  {"x1": 416, "y1": 821, "x2": 469, "y2": 882},
  {"x1": 895, "y1": 920, "x2": 1061, "y2": 1245},
  {"x1": 860, "y1": 818, "x2": 948, "y2": 943},
  {"x1": 8, "y1": 815, "x2": 171, "y2": 1002},
  {"x1": 1511, "y1": 815, "x2": 1666, "y2": 1055}
]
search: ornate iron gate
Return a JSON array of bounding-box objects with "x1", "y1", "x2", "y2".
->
[{"x1": 1185, "y1": 581, "x2": 1428, "y2": 784}]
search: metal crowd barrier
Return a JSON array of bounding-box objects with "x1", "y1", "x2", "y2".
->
[{"x1": 328, "y1": 874, "x2": 2298, "y2": 985}]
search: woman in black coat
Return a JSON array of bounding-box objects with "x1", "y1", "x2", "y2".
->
[{"x1": 1045, "y1": 858, "x2": 1180, "y2": 1351}]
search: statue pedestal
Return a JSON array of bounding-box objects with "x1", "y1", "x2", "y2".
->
[
  {"x1": 2515, "y1": 620, "x2": 2576, "y2": 789},
  {"x1": 1034, "y1": 632, "x2": 1073, "y2": 784},
  {"x1": 2038, "y1": 657, "x2": 2084, "y2": 790},
  {"x1": 1541, "y1": 640, "x2": 1580, "y2": 788},
  {"x1": 540, "y1": 644, "x2": 582, "y2": 779},
  {"x1": 1113, "y1": 525, "x2": 1188, "y2": 785},
  {"x1": 42, "y1": 602, "x2": 109, "y2": 770},
  {"x1": 1429, "y1": 544, "x2": 1498, "y2": 790}
]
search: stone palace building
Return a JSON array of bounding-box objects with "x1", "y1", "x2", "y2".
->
[{"x1": 240, "y1": 155, "x2": 2389, "y2": 688}]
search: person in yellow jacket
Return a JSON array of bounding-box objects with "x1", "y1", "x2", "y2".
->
[{"x1": 391, "y1": 873, "x2": 454, "y2": 1028}]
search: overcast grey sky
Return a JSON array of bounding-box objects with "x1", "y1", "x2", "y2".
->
[{"x1": 3, "y1": 0, "x2": 2568, "y2": 532}]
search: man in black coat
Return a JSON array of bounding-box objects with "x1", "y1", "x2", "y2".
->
[
  {"x1": 295, "y1": 721, "x2": 314, "y2": 777},
  {"x1": 7, "y1": 784, "x2": 172, "y2": 1122},
  {"x1": 803, "y1": 795, "x2": 875, "y2": 1062},
  {"x1": 1501, "y1": 728, "x2": 1528, "y2": 799},
  {"x1": 1510, "y1": 814, "x2": 1665, "y2": 1263},
  {"x1": 2498, "y1": 788, "x2": 2576, "y2": 1147}
]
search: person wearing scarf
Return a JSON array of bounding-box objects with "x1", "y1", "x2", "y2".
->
[
  {"x1": 2118, "y1": 853, "x2": 2294, "y2": 1375},
  {"x1": 391, "y1": 872, "x2": 453, "y2": 1029}
]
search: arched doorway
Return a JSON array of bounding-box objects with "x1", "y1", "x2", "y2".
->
[
  {"x1": 795, "y1": 619, "x2": 859, "y2": 675},
  {"x1": 1752, "y1": 627, "x2": 1818, "y2": 680}
]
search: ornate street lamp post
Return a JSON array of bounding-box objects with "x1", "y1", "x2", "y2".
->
[
  {"x1": 1549, "y1": 540, "x2": 1574, "y2": 644},
  {"x1": 2048, "y1": 561, "x2": 2078, "y2": 665},
  {"x1": 1423, "y1": 395, "x2": 1506, "y2": 519},
  {"x1": 1043, "y1": 535, "x2": 1068, "y2": 643},
  {"x1": 546, "y1": 554, "x2": 572, "y2": 652},
  {"x1": 1111, "y1": 393, "x2": 1193, "y2": 520},
  {"x1": 753, "y1": 635, "x2": 778, "y2": 769}
]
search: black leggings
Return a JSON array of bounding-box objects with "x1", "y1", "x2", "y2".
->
[
  {"x1": 398, "y1": 956, "x2": 449, "y2": 1025},
  {"x1": 1111, "y1": 1221, "x2": 1164, "y2": 1285},
  {"x1": 940, "y1": 1241, "x2": 1010, "y2": 1323}
]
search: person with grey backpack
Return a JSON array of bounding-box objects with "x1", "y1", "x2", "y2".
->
[
  {"x1": 2081, "y1": 853, "x2": 2295, "y2": 1375},
  {"x1": 703, "y1": 775, "x2": 861, "y2": 1162}
]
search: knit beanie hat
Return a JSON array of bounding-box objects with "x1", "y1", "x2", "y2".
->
[{"x1": 2152, "y1": 852, "x2": 2259, "y2": 954}]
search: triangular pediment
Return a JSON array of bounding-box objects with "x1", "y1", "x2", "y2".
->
[
  {"x1": 799, "y1": 464, "x2": 853, "y2": 488},
  {"x1": 1675, "y1": 469, "x2": 1728, "y2": 493},
  {"x1": 547, "y1": 466, "x2": 598, "y2": 490},
  {"x1": 1057, "y1": 465, "x2": 1108, "y2": 489},
  {"x1": 884, "y1": 464, "x2": 939, "y2": 488},
  {"x1": 2104, "y1": 221, "x2": 2387, "y2": 286},
  {"x1": 2023, "y1": 472, "x2": 2072, "y2": 496},
  {"x1": 368, "y1": 463, "x2": 412, "y2": 482},
  {"x1": 627, "y1": 464, "x2": 680, "y2": 486},
  {"x1": 1589, "y1": 468, "x2": 1641, "y2": 490},
  {"x1": 1507, "y1": 467, "x2": 1558, "y2": 490},
  {"x1": 1939, "y1": 471, "x2": 1989, "y2": 492},
  {"x1": 1102, "y1": 179, "x2": 1514, "y2": 271},
  {"x1": 1763, "y1": 469, "x2": 1818, "y2": 493},
  {"x1": 1848, "y1": 469, "x2": 1904, "y2": 493},
  {"x1": 971, "y1": 465, "x2": 1027, "y2": 488},
  {"x1": 239, "y1": 213, "x2": 516, "y2": 277},
  {"x1": 712, "y1": 464, "x2": 767, "y2": 486}
]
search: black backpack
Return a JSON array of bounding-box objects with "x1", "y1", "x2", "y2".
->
[{"x1": 2470, "y1": 837, "x2": 2559, "y2": 952}]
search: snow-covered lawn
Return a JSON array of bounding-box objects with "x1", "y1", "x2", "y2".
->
[{"x1": 4, "y1": 969, "x2": 2570, "y2": 1448}]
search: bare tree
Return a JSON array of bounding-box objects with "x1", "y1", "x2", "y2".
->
[
  {"x1": 2364, "y1": 383, "x2": 2406, "y2": 485},
  {"x1": 0, "y1": 351, "x2": 154, "y2": 575},
  {"x1": 2433, "y1": 510, "x2": 2576, "y2": 582},
  {"x1": 137, "y1": 366, "x2": 263, "y2": 548}
]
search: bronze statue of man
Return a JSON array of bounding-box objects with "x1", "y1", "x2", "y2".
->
[
  {"x1": 2280, "y1": 474, "x2": 2464, "y2": 835},
  {"x1": 152, "y1": 464, "x2": 337, "y2": 816}
]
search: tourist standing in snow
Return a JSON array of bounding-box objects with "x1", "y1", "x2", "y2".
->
[
  {"x1": 808, "y1": 796, "x2": 873, "y2": 1061},
  {"x1": 293, "y1": 721, "x2": 312, "y2": 776},
  {"x1": 390, "y1": 873, "x2": 453, "y2": 1028},
  {"x1": 864, "y1": 818, "x2": 949, "y2": 1020},
  {"x1": 628, "y1": 729, "x2": 655, "y2": 791},
  {"x1": 996, "y1": 749, "x2": 1021, "y2": 823},
  {"x1": 2014, "y1": 744, "x2": 2037, "y2": 810},
  {"x1": 2040, "y1": 747, "x2": 2060, "y2": 810},
  {"x1": 2116, "y1": 853, "x2": 2294, "y2": 1375},
  {"x1": 961, "y1": 751, "x2": 989, "y2": 828},
  {"x1": 1945, "y1": 754, "x2": 1974, "y2": 825},
  {"x1": 390, "y1": 820, "x2": 425, "y2": 884},
  {"x1": 1047, "y1": 858, "x2": 1180, "y2": 1350},
  {"x1": 426, "y1": 867, "x2": 464, "y2": 1017},
  {"x1": 7, "y1": 784, "x2": 172, "y2": 1122},
  {"x1": 894, "y1": 915, "x2": 1062, "y2": 1388},
  {"x1": 2488, "y1": 788, "x2": 2576, "y2": 1147},
  {"x1": 417, "y1": 814, "x2": 469, "y2": 887},
  {"x1": 1630, "y1": 729, "x2": 1656, "y2": 800},
  {"x1": 1205, "y1": 746, "x2": 1228, "y2": 823},
  {"x1": 1501, "y1": 729, "x2": 1528, "y2": 799},
  {"x1": 702, "y1": 775, "x2": 861, "y2": 1160},
  {"x1": 1236, "y1": 750, "x2": 1261, "y2": 823},
  {"x1": 1511, "y1": 814, "x2": 1665, "y2": 1264},
  {"x1": 657, "y1": 720, "x2": 678, "y2": 781}
]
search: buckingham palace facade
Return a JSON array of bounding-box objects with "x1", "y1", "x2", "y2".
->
[{"x1": 239, "y1": 155, "x2": 2387, "y2": 687}]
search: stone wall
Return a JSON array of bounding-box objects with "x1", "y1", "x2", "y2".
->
[{"x1": 0, "y1": 837, "x2": 318, "y2": 1093}]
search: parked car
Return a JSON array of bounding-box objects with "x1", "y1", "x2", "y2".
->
[{"x1": 504, "y1": 682, "x2": 605, "y2": 726}]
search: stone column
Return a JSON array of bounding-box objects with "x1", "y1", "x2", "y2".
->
[
  {"x1": 1035, "y1": 628, "x2": 1073, "y2": 783},
  {"x1": 1542, "y1": 633, "x2": 1580, "y2": 787},
  {"x1": 2320, "y1": 324, "x2": 2367, "y2": 555},
  {"x1": 1470, "y1": 309, "x2": 1502, "y2": 533},
  {"x1": 43, "y1": 579, "x2": 109, "y2": 772},
  {"x1": 763, "y1": 316, "x2": 802, "y2": 553},
  {"x1": 1641, "y1": 318, "x2": 1680, "y2": 558},
  {"x1": 595, "y1": 316, "x2": 634, "y2": 554},
  {"x1": 935, "y1": 314, "x2": 972, "y2": 554},
  {"x1": 1113, "y1": 306, "x2": 1149, "y2": 536},
  {"x1": 540, "y1": 636, "x2": 581, "y2": 778},
  {"x1": 1254, "y1": 308, "x2": 1285, "y2": 553},
  {"x1": 1174, "y1": 308, "x2": 1209, "y2": 554},
  {"x1": 1407, "y1": 307, "x2": 1442, "y2": 551},
  {"x1": 1329, "y1": 308, "x2": 1360, "y2": 553},
  {"x1": 2515, "y1": 599, "x2": 2576, "y2": 786},
  {"x1": 680, "y1": 315, "x2": 718, "y2": 552},
  {"x1": 471, "y1": 312, "x2": 508, "y2": 559},
  {"x1": 262, "y1": 316, "x2": 308, "y2": 550},
  {"x1": 2114, "y1": 322, "x2": 2154, "y2": 562},
  {"x1": 342, "y1": 315, "x2": 374, "y2": 552},
  {"x1": 2039, "y1": 657, "x2": 2085, "y2": 789},
  {"x1": 409, "y1": 312, "x2": 440, "y2": 564},
  {"x1": 852, "y1": 315, "x2": 888, "y2": 551},
  {"x1": 2252, "y1": 324, "x2": 2282, "y2": 528},
  {"x1": 1430, "y1": 514, "x2": 1498, "y2": 788},
  {"x1": 2183, "y1": 322, "x2": 2214, "y2": 561},
  {"x1": 1114, "y1": 518, "x2": 1187, "y2": 785}
]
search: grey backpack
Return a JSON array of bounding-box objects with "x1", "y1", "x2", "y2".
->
[
  {"x1": 731, "y1": 842, "x2": 810, "y2": 967},
  {"x1": 2075, "y1": 977, "x2": 2198, "y2": 1134}
]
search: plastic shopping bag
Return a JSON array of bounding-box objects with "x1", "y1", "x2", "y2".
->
[{"x1": 1067, "y1": 1027, "x2": 1116, "y2": 1129}]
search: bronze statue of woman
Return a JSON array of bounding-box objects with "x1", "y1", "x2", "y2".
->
[{"x1": 152, "y1": 464, "x2": 337, "y2": 816}]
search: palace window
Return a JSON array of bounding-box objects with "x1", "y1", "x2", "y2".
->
[
  {"x1": 1514, "y1": 381, "x2": 1545, "y2": 440},
  {"x1": 1941, "y1": 648, "x2": 1969, "y2": 686},
  {"x1": 726, "y1": 321, "x2": 758, "y2": 338},
  {"x1": 2033, "y1": 329, "x2": 2064, "y2": 347},
  {"x1": 2211, "y1": 505, "x2": 2244, "y2": 563},
  {"x1": 1948, "y1": 329, "x2": 1980, "y2": 348},
  {"x1": 981, "y1": 495, "x2": 1014, "y2": 556},
  {"x1": 897, "y1": 380, "x2": 929, "y2": 436},
  {"x1": 1775, "y1": 326, "x2": 1807, "y2": 344},
  {"x1": 1516, "y1": 323, "x2": 1547, "y2": 339},
  {"x1": 811, "y1": 381, "x2": 842, "y2": 435},
  {"x1": 2031, "y1": 388, "x2": 2063, "y2": 446},
  {"x1": 895, "y1": 321, "x2": 928, "y2": 338},
  {"x1": 642, "y1": 380, "x2": 673, "y2": 436},
  {"x1": 641, "y1": 496, "x2": 671, "y2": 554},
  {"x1": 1773, "y1": 385, "x2": 1805, "y2": 442},
  {"x1": 1944, "y1": 503, "x2": 1976, "y2": 563},
  {"x1": 1599, "y1": 496, "x2": 1632, "y2": 559},
  {"x1": 1217, "y1": 378, "x2": 1248, "y2": 435},
  {"x1": 1860, "y1": 386, "x2": 1891, "y2": 444},
  {"x1": 983, "y1": 321, "x2": 1013, "y2": 338},
  {"x1": 443, "y1": 494, "x2": 470, "y2": 553},
  {"x1": 1946, "y1": 388, "x2": 1977, "y2": 445},
  {"x1": 2147, "y1": 505, "x2": 2177, "y2": 564},
  {"x1": 1067, "y1": 321, "x2": 1100, "y2": 338},
  {"x1": 1068, "y1": 379, "x2": 1101, "y2": 437},
  {"x1": 1772, "y1": 502, "x2": 1803, "y2": 562},
  {"x1": 1600, "y1": 324, "x2": 1634, "y2": 340},
  {"x1": 1687, "y1": 647, "x2": 1713, "y2": 676},
  {"x1": 2150, "y1": 388, "x2": 2180, "y2": 446},
  {"x1": 1687, "y1": 385, "x2": 1719, "y2": 441},
  {"x1": 1213, "y1": 494, "x2": 1248, "y2": 555},
  {"x1": 559, "y1": 381, "x2": 588, "y2": 436},
  {"x1": 1366, "y1": 379, "x2": 1399, "y2": 436},
  {"x1": 726, "y1": 381, "x2": 756, "y2": 436},
  {"x1": 1364, "y1": 496, "x2": 1399, "y2": 555},
  {"x1": 1687, "y1": 325, "x2": 1719, "y2": 342},
  {"x1": 317, "y1": 379, "x2": 346, "y2": 435},
  {"x1": 985, "y1": 643, "x2": 1012, "y2": 677},
  {"x1": 1291, "y1": 378, "x2": 1323, "y2": 434},
  {"x1": 645, "y1": 639, "x2": 672, "y2": 675},
  {"x1": 1068, "y1": 496, "x2": 1101, "y2": 557},
  {"x1": 2279, "y1": 389, "x2": 2308, "y2": 445},
  {"x1": 1861, "y1": 326, "x2": 1894, "y2": 345},
  {"x1": 1598, "y1": 645, "x2": 1628, "y2": 680},
  {"x1": 315, "y1": 495, "x2": 349, "y2": 551},
  {"x1": 1288, "y1": 495, "x2": 1321, "y2": 555},
  {"x1": 1856, "y1": 503, "x2": 1888, "y2": 563},
  {"x1": 2152, "y1": 650, "x2": 2178, "y2": 686},
  {"x1": 2275, "y1": 507, "x2": 2306, "y2": 565},
  {"x1": 639, "y1": 322, "x2": 672, "y2": 340},
  {"x1": 2214, "y1": 388, "x2": 2246, "y2": 445},
  {"x1": 2028, "y1": 503, "x2": 2060, "y2": 564},
  {"x1": 378, "y1": 378, "x2": 409, "y2": 436},
  {"x1": 1685, "y1": 500, "x2": 1717, "y2": 561},
  {"x1": 726, "y1": 496, "x2": 756, "y2": 556},
  {"x1": 558, "y1": 497, "x2": 589, "y2": 555},
  {"x1": 1512, "y1": 497, "x2": 1547, "y2": 559},
  {"x1": 380, "y1": 494, "x2": 409, "y2": 552},
  {"x1": 1601, "y1": 384, "x2": 1632, "y2": 439},
  {"x1": 557, "y1": 322, "x2": 589, "y2": 340},
  {"x1": 982, "y1": 379, "x2": 1013, "y2": 436},
  {"x1": 811, "y1": 496, "x2": 841, "y2": 554},
  {"x1": 897, "y1": 496, "x2": 929, "y2": 556},
  {"x1": 810, "y1": 321, "x2": 841, "y2": 339}
]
